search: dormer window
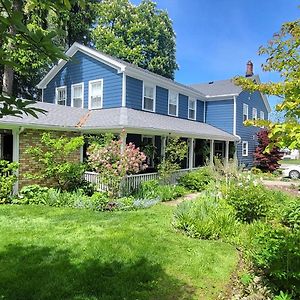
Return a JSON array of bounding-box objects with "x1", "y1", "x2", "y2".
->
[
  {"x1": 188, "y1": 98, "x2": 196, "y2": 120},
  {"x1": 89, "y1": 79, "x2": 103, "y2": 109},
  {"x1": 56, "y1": 86, "x2": 67, "y2": 106},
  {"x1": 71, "y1": 83, "x2": 84, "y2": 108},
  {"x1": 252, "y1": 107, "x2": 257, "y2": 120},
  {"x1": 243, "y1": 103, "x2": 248, "y2": 121},
  {"x1": 168, "y1": 91, "x2": 178, "y2": 116},
  {"x1": 143, "y1": 84, "x2": 155, "y2": 112}
]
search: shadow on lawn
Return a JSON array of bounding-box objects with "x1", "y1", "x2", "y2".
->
[{"x1": 0, "y1": 244, "x2": 195, "y2": 300}]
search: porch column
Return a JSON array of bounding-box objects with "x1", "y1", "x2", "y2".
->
[
  {"x1": 225, "y1": 141, "x2": 229, "y2": 166},
  {"x1": 12, "y1": 128, "x2": 20, "y2": 193},
  {"x1": 210, "y1": 139, "x2": 214, "y2": 166},
  {"x1": 188, "y1": 138, "x2": 194, "y2": 170},
  {"x1": 233, "y1": 141, "x2": 238, "y2": 166},
  {"x1": 120, "y1": 129, "x2": 127, "y2": 154},
  {"x1": 161, "y1": 136, "x2": 166, "y2": 160}
]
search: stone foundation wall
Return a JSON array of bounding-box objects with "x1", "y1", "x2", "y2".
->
[{"x1": 18, "y1": 129, "x2": 81, "y2": 189}]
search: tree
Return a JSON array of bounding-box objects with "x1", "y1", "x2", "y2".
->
[
  {"x1": 254, "y1": 129, "x2": 283, "y2": 172},
  {"x1": 235, "y1": 19, "x2": 300, "y2": 150},
  {"x1": 92, "y1": 0, "x2": 178, "y2": 79}
]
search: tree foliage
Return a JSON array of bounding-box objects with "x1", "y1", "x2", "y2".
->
[
  {"x1": 254, "y1": 129, "x2": 283, "y2": 172},
  {"x1": 92, "y1": 0, "x2": 178, "y2": 79},
  {"x1": 235, "y1": 19, "x2": 300, "y2": 150}
]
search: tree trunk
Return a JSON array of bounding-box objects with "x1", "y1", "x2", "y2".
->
[{"x1": 2, "y1": 0, "x2": 22, "y2": 97}]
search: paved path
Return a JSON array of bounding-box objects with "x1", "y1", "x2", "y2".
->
[{"x1": 163, "y1": 192, "x2": 201, "y2": 206}]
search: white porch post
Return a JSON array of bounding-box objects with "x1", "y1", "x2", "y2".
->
[
  {"x1": 12, "y1": 128, "x2": 20, "y2": 193},
  {"x1": 120, "y1": 129, "x2": 127, "y2": 154},
  {"x1": 188, "y1": 138, "x2": 194, "y2": 170},
  {"x1": 233, "y1": 141, "x2": 238, "y2": 166},
  {"x1": 161, "y1": 136, "x2": 166, "y2": 160},
  {"x1": 225, "y1": 141, "x2": 229, "y2": 166},
  {"x1": 210, "y1": 139, "x2": 214, "y2": 166}
]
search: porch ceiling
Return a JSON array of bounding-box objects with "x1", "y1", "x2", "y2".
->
[{"x1": 0, "y1": 102, "x2": 238, "y2": 141}]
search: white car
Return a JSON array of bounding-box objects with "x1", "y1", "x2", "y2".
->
[{"x1": 281, "y1": 165, "x2": 300, "y2": 179}]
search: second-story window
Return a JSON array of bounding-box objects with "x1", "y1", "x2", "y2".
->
[
  {"x1": 71, "y1": 83, "x2": 84, "y2": 108},
  {"x1": 243, "y1": 103, "x2": 248, "y2": 121},
  {"x1": 89, "y1": 79, "x2": 103, "y2": 109},
  {"x1": 260, "y1": 111, "x2": 265, "y2": 120},
  {"x1": 168, "y1": 91, "x2": 178, "y2": 116},
  {"x1": 252, "y1": 107, "x2": 257, "y2": 120},
  {"x1": 56, "y1": 86, "x2": 67, "y2": 106},
  {"x1": 188, "y1": 98, "x2": 196, "y2": 120},
  {"x1": 143, "y1": 84, "x2": 155, "y2": 112}
]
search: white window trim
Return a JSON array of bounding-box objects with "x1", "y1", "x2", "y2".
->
[
  {"x1": 243, "y1": 103, "x2": 249, "y2": 121},
  {"x1": 168, "y1": 91, "x2": 179, "y2": 117},
  {"x1": 242, "y1": 141, "x2": 248, "y2": 157},
  {"x1": 88, "y1": 79, "x2": 103, "y2": 110},
  {"x1": 188, "y1": 98, "x2": 197, "y2": 120},
  {"x1": 55, "y1": 85, "x2": 67, "y2": 106},
  {"x1": 142, "y1": 82, "x2": 156, "y2": 112},
  {"x1": 252, "y1": 107, "x2": 257, "y2": 120},
  {"x1": 260, "y1": 110, "x2": 265, "y2": 120},
  {"x1": 71, "y1": 82, "x2": 84, "y2": 108}
]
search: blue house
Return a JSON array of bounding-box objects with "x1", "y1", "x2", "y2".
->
[{"x1": 1, "y1": 43, "x2": 271, "y2": 185}]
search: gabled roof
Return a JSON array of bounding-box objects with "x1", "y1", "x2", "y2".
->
[
  {"x1": 37, "y1": 43, "x2": 206, "y2": 99},
  {"x1": 0, "y1": 102, "x2": 238, "y2": 141},
  {"x1": 189, "y1": 75, "x2": 271, "y2": 112}
]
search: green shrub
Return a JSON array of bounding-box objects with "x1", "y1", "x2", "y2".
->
[
  {"x1": 136, "y1": 180, "x2": 160, "y2": 199},
  {"x1": 225, "y1": 180, "x2": 272, "y2": 223},
  {"x1": 0, "y1": 160, "x2": 18, "y2": 203},
  {"x1": 281, "y1": 200, "x2": 300, "y2": 230},
  {"x1": 178, "y1": 167, "x2": 214, "y2": 192},
  {"x1": 173, "y1": 195, "x2": 238, "y2": 240},
  {"x1": 250, "y1": 224, "x2": 300, "y2": 296}
]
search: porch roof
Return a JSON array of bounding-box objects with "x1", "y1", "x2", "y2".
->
[{"x1": 0, "y1": 102, "x2": 238, "y2": 141}]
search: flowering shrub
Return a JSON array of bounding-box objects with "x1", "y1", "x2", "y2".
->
[{"x1": 87, "y1": 136, "x2": 147, "y2": 197}]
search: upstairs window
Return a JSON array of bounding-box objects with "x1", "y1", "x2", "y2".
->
[
  {"x1": 242, "y1": 141, "x2": 248, "y2": 157},
  {"x1": 188, "y1": 98, "x2": 196, "y2": 120},
  {"x1": 143, "y1": 84, "x2": 155, "y2": 112},
  {"x1": 260, "y1": 111, "x2": 265, "y2": 120},
  {"x1": 71, "y1": 83, "x2": 84, "y2": 108},
  {"x1": 243, "y1": 103, "x2": 248, "y2": 121},
  {"x1": 89, "y1": 79, "x2": 103, "y2": 109},
  {"x1": 252, "y1": 107, "x2": 257, "y2": 120},
  {"x1": 168, "y1": 91, "x2": 178, "y2": 116},
  {"x1": 56, "y1": 86, "x2": 67, "y2": 106}
]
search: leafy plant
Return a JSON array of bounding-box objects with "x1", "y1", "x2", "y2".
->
[
  {"x1": 173, "y1": 195, "x2": 238, "y2": 240},
  {"x1": 178, "y1": 167, "x2": 214, "y2": 192},
  {"x1": 273, "y1": 291, "x2": 293, "y2": 300},
  {"x1": 281, "y1": 200, "x2": 300, "y2": 231},
  {"x1": 0, "y1": 160, "x2": 18, "y2": 203}
]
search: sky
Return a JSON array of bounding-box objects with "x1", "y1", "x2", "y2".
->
[{"x1": 131, "y1": 0, "x2": 299, "y2": 111}]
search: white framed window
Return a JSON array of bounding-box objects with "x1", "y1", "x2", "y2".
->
[
  {"x1": 55, "y1": 86, "x2": 67, "y2": 106},
  {"x1": 260, "y1": 111, "x2": 265, "y2": 120},
  {"x1": 243, "y1": 103, "x2": 248, "y2": 121},
  {"x1": 142, "y1": 135, "x2": 155, "y2": 167},
  {"x1": 188, "y1": 98, "x2": 196, "y2": 120},
  {"x1": 242, "y1": 141, "x2": 248, "y2": 157},
  {"x1": 143, "y1": 83, "x2": 155, "y2": 112},
  {"x1": 252, "y1": 107, "x2": 257, "y2": 120},
  {"x1": 88, "y1": 79, "x2": 103, "y2": 109},
  {"x1": 168, "y1": 91, "x2": 178, "y2": 116},
  {"x1": 71, "y1": 83, "x2": 84, "y2": 108}
]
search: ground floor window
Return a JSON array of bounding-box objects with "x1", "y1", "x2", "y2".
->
[
  {"x1": 141, "y1": 135, "x2": 155, "y2": 167},
  {"x1": 242, "y1": 141, "x2": 248, "y2": 157}
]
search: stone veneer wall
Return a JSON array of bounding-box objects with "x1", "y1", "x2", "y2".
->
[{"x1": 18, "y1": 129, "x2": 81, "y2": 189}]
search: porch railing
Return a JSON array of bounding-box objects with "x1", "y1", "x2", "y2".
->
[{"x1": 84, "y1": 167, "x2": 200, "y2": 195}]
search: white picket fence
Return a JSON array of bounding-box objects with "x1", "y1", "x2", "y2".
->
[{"x1": 84, "y1": 167, "x2": 199, "y2": 194}]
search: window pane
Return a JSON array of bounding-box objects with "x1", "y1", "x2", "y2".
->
[
  {"x1": 91, "y1": 82, "x2": 102, "y2": 96},
  {"x1": 73, "y1": 98, "x2": 82, "y2": 108},
  {"x1": 91, "y1": 96, "x2": 101, "y2": 109},
  {"x1": 189, "y1": 109, "x2": 195, "y2": 119},
  {"x1": 73, "y1": 86, "x2": 82, "y2": 98},
  {"x1": 144, "y1": 86, "x2": 154, "y2": 98},
  {"x1": 144, "y1": 97, "x2": 154, "y2": 111},
  {"x1": 57, "y1": 88, "x2": 66, "y2": 105},
  {"x1": 189, "y1": 100, "x2": 195, "y2": 109},
  {"x1": 90, "y1": 81, "x2": 102, "y2": 109},
  {"x1": 169, "y1": 92, "x2": 177, "y2": 104},
  {"x1": 169, "y1": 104, "x2": 177, "y2": 116}
]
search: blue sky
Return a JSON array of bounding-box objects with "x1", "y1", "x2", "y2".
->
[{"x1": 131, "y1": 0, "x2": 299, "y2": 110}]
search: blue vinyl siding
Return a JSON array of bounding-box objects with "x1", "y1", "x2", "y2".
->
[
  {"x1": 43, "y1": 51, "x2": 122, "y2": 108},
  {"x1": 156, "y1": 86, "x2": 168, "y2": 115},
  {"x1": 205, "y1": 99, "x2": 234, "y2": 134},
  {"x1": 126, "y1": 76, "x2": 143, "y2": 110},
  {"x1": 178, "y1": 94, "x2": 188, "y2": 119},
  {"x1": 236, "y1": 91, "x2": 269, "y2": 167},
  {"x1": 196, "y1": 100, "x2": 204, "y2": 122}
]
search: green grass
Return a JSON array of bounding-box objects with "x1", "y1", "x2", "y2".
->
[
  {"x1": 280, "y1": 159, "x2": 300, "y2": 165},
  {"x1": 0, "y1": 204, "x2": 238, "y2": 300}
]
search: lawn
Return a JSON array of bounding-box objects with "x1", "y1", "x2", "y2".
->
[{"x1": 0, "y1": 204, "x2": 238, "y2": 300}]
